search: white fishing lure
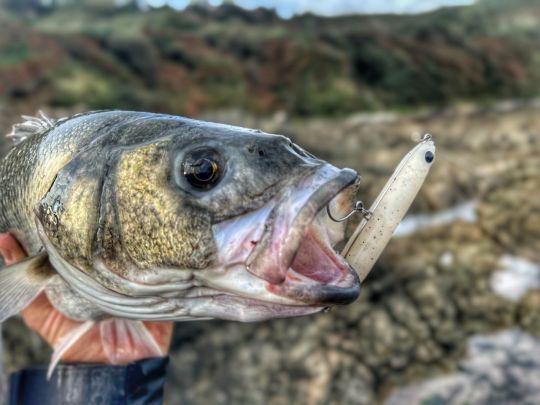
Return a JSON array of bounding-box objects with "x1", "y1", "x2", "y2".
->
[{"x1": 342, "y1": 134, "x2": 436, "y2": 281}]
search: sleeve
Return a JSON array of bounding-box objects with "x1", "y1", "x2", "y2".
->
[{"x1": 8, "y1": 357, "x2": 169, "y2": 405}]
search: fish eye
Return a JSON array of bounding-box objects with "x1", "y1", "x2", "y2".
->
[
  {"x1": 424, "y1": 150, "x2": 434, "y2": 163},
  {"x1": 182, "y1": 149, "x2": 223, "y2": 190}
]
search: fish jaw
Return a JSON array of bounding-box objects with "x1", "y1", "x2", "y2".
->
[{"x1": 202, "y1": 164, "x2": 361, "y2": 313}]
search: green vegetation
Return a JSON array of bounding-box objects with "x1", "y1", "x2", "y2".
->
[
  {"x1": 48, "y1": 62, "x2": 139, "y2": 109},
  {"x1": 0, "y1": 42, "x2": 30, "y2": 66},
  {"x1": 0, "y1": 0, "x2": 539, "y2": 116}
]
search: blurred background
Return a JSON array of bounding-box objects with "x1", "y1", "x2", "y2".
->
[{"x1": 1, "y1": 0, "x2": 540, "y2": 403}]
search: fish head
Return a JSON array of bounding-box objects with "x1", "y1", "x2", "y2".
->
[
  {"x1": 36, "y1": 116, "x2": 361, "y2": 321},
  {"x1": 187, "y1": 128, "x2": 362, "y2": 320}
]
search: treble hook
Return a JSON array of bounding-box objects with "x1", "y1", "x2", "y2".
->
[{"x1": 327, "y1": 200, "x2": 372, "y2": 223}]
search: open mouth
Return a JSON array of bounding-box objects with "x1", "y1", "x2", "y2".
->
[
  {"x1": 268, "y1": 208, "x2": 360, "y2": 305},
  {"x1": 200, "y1": 164, "x2": 361, "y2": 318}
]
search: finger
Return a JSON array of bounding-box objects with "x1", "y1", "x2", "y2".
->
[
  {"x1": 21, "y1": 294, "x2": 82, "y2": 345},
  {"x1": 61, "y1": 321, "x2": 174, "y2": 364},
  {"x1": 62, "y1": 325, "x2": 108, "y2": 363},
  {"x1": 22, "y1": 294, "x2": 110, "y2": 363},
  {"x1": 23, "y1": 295, "x2": 174, "y2": 363},
  {"x1": 0, "y1": 233, "x2": 27, "y2": 265}
]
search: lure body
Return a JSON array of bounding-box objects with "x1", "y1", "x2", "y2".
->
[{"x1": 342, "y1": 135, "x2": 435, "y2": 281}]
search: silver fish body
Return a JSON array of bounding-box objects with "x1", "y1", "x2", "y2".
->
[{"x1": 0, "y1": 111, "x2": 361, "y2": 323}]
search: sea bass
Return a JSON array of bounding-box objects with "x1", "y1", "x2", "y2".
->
[{"x1": 0, "y1": 110, "x2": 361, "y2": 326}]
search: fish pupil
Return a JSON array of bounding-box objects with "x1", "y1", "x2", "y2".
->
[
  {"x1": 425, "y1": 151, "x2": 434, "y2": 163},
  {"x1": 193, "y1": 159, "x2": 217, "y2": 182},
  {"x1": 182, "y1": 149, "x2": 222, "y2": 190}
]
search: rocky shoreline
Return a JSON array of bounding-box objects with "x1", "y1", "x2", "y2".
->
[{"x1": 1, "y1": 101, "x2": 539, "y2": 404}]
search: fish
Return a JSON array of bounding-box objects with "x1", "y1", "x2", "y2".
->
[
  {"x1": 0, "y1": 110, "x2": 361, "y2": 328},
  {"x1": 342, "y1": 134, "x2": 436, "y2": 281}
]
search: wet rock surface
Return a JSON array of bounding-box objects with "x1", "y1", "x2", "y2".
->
[
  {"x1": 1, "y1": 101, "x2": 539, "y2": 403},
  {"x1": 386, "y1": 329, "x2": 540, "y2": 405}
]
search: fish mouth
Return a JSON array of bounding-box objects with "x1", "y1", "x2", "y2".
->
[{"x1": 199, "y1": 165, "x2": 361, "y2": 318}]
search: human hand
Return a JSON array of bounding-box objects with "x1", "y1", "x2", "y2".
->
[{"x1": 0, "y1": 233, "x2": 173, "y2": 365}]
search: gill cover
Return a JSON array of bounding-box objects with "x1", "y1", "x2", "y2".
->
[{"x1": 35, "y1": 137, "x2": 215, "y2": 289}]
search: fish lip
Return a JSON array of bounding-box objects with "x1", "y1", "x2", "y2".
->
[
  {"x1": 243, "y1": 165, "x2": 361, "y2": 306},
  {"x1": 268, "y1": 267, "x2": 360, "y2": 306}
]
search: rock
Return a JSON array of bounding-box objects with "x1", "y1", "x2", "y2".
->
[
  {"x1": 478, "y1": 173, "x2": 540, "y2": 261},
  {"x1": 518, "y1": 291, "x2": 540, "y2": 336},
  {"x1": 491, "y1": 255, "x2": 540, "y2": 302},
  {"x1": 386, "y1": 329, "x2": 540, "y2": 405}
]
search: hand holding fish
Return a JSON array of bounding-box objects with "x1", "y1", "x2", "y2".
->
[{"x1": 0, "y1": 233, "x2": 173, "y2": 365}]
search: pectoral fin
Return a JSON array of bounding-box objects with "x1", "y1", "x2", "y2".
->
[{"x1": 0, "y1": 252, "x2": 55, "y2": 322}]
